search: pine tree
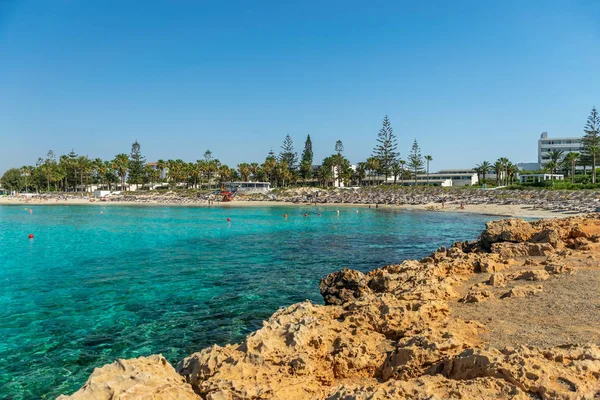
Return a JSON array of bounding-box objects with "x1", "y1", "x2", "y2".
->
[
  {"x1": 299, "y1": 135, "x2": 314, "y2": 180},
  {"x1": 335, "y1": 140, "x2": 344, "y2": 155},
  {"x1": 407, "y1": 139, "x2": 424, "y2": 184},
  {"x1": 372, "y1": 115, "x2": 399, "y2": 181},
  {"x1": 582, "y1": 107, "x2": 600, "y2": 183},
  {"x1": 128, "y1": 140, "x2": 146, "y2": 186},
  {"x1": 279, "y1": 134, "x2": 298, "y2": 172}
]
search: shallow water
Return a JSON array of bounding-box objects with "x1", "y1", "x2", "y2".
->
[{"x1": 0, "y1": 205, "x2": 494, "y2": 399}]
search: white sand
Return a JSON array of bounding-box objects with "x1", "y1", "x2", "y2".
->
[{"x1": 0, "y1": 197, "x2": 584, "y2": 219}]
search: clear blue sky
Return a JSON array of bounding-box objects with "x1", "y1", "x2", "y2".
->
[{"x1": 1, "y1": 0, "x2": 599, "y2": 174}]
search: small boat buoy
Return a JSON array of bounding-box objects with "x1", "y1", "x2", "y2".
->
[
  {"x1": 283, "y1": 214, "x2": 288, "y2": 218},
  {"x1": 304, "y1": 213, "x2": 308, "y2": 217},
  {"x1": 100, "y1": 211, "x2": 104, "y2": 214},
  {"x1": 356, "y1": 210, "x2": 359, "y2": 213},
  {"x1": 227, "y1": 217, "x2": 231, "y2": 222},
  {"x1": 28, "y1": 234, "x2": 34, "y2": 239}
]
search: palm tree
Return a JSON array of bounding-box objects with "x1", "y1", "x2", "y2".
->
[
  {"x1": 112, "y1": 154, "x2": 129, "y2": 191},
  {"x1": 497, "y1": 157, "x2": 509, "y2": 185},
  {"x1": 506, "y1": 162, "x2": 518, "y2": 185},
  {"x1": 547, "y1": 150, "x2": 564, "y2": 174},
  {"x1": 543, "y1": 161, "x2": 558, "y2": 179},
  {"x1": 317, "y1": 165, "x2": 332, "y2": 187},
  {"x1": 424, "y1": 155, "x2": 432, "y2": 185},
  {"x1": 475, "y1": 161, "x2": 491, "y2": 185},
  {"x1": 238, "y1": 163, "x2": 251, "y2": 181},
  {"x1": 473, "y1": 166, "x2": 482, "y2": 184},
  {"x1": 391, "y1": 160, "x2": 401, "y2": 185},
  {"x1": 94, "y1": 158, "x2": 106, "y2": 189},
  {"x1": 20, "y1": 166, "x2": 33, "y2": 192},
  {"x1": 366, "y1": 157, "x2": 380, "y2": 186},
  {"x1": 355, "y1": 162, "x2": 367, "y2": 186},
  {"x1": 492, "y1": 161, "x2": 501, "y2": 185},
  {"x1": 249, "y1": 163, "x2": 260, "y2": 181},
  {"x1": 564, "y1": 152, "x2": 580, "y2": 183},
  {"x1": 398, "y1": 159, "x2": 406, "y2": 185}
]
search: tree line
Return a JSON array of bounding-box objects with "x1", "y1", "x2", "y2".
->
[{"x1": 1, "y1": 116, "x2": 436, "y2": 192}]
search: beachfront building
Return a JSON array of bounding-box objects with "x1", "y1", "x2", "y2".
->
[
  {"x1": 224, "y1": 182, "x2": 271, "y2": 194},
  {"x1": 402, "y1": 169, "x2": 478, "y2": 187},
  {"x1": 538, "y1": 132, "x2": 583, "y2": 166},
  {"x1": 519, "y1": 173, "x2": 564, "y2": 183}
]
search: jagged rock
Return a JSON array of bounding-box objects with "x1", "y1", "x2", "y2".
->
[
  {"x1": 531, "y1": 228, "x2": 564, "y2": 249},
  {"x1": 567, "y1": 237, "x2": 592, "y2": 251},
  {"x1": 443, "y1": 346, "x2": 600, "y2": 399},
  {"x1": 545, "y1": 264, "x2": 574, "y2": 275},
  {"x1": 326, "y1": 375, "x2": 529, "y2": 399},
  {"x1": 367, "y1": 270, "x2": 398, "y2": 293},
  {"x1": 491, "y1": 242, "x2": 554, "y2": 258},
  {"x1": 461, "y1": 290, "x2": 493, "y2": 303},
  {"x1": 500, "y1": 285, "x2": 543, "y2": 299},
  {"x1": 514, "y1": 269, "x2": 550, "y2": 281},
  {"x1": 481, "y1": 219, "x2": 537, "y2": 249},
  {"x1": 320, "y1": 268, "x2": 371, "y2": 306},
  {"x1": 57, "y1": 355, "x2": 198, "y2": 400},
  {"x1": 487, "y1": 273, "x2": 505, "y2": 287},
  {"x1": 523, "y1": 257, "x2": 540, "y2": 266}
]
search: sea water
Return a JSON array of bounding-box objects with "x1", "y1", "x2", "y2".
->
[{"x1": 0, "y1": 205, "x2": 494, "y2": 399}]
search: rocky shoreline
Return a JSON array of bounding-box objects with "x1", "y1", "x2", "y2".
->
[{"x1": 59, "y1": 214, "x2": 600, "y2": 399}]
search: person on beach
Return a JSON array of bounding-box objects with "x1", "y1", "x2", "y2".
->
[{"x1": 460, "y1": 202, "x2": 464, "y2": 210}]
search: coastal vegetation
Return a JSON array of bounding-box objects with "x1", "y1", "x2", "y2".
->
[
  {"x1": 3, "y1": 107, "x2": 600, "y2": 193},
  {"x1": 0, "y1": 116, "x2": 427, "y2": 192}
]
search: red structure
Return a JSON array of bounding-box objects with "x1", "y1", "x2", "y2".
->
[{"x1": 221, "y1": 187, "x2": 235, "y2": 202}]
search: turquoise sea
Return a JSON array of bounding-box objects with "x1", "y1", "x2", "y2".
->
[{"x1": 0, "y1": 205, "x2": 494, "y2": 399}]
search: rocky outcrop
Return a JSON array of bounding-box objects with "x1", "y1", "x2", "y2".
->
[
  {"x1": 60, "y1": 214, "x2": 600, "y2": 399},
  {"x1": 56, "y1": 355, "x2": 197, "y2": 400}
]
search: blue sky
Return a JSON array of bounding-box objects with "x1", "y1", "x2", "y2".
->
[{"x1": 1, "y1": 0, "x2": 599, "y2": 173}]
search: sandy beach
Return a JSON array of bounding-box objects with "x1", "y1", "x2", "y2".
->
[{"x1": 0, "y1": 195, "x2": 581, "y2": 219}]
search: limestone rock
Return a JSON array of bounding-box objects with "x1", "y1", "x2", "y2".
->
[
  {"x1": 461, "y1": 290, "x2": 493, "y2": 303},
  {"x1": 491, "y1": 242, "x2": 554, "y2": 258},
  {"x1": 481, "y1": 219, "x2": 536, "y2": 249},
  {"x1": 320, "y1": 268, "x2": 371, "y2": 305},
  {"x1": 57, "y1": 355, "x2": 198, "y2": 400},
  {"x1": 514, "y1": 269, "x2": 550, "y2": 281},
  {"x1": 487, "y1": 273, "x2": 505, "y2": 287},
  {"x1": 500, "y1": 285, "x2": 543, "y2": 299},
  {"x1": 545, "y1": 263, "x2": 574, "y2": 275}
]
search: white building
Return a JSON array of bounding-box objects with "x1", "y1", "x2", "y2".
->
[
  {"x1": 538, "y1": 132, "x2": 583, "y2": 166},
  {"x1": 402, "y1": 169, "x2": 479, "y2": 187},
  {"x1": 519, "y1": 174, "x2": 564, "y2": 183}
]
